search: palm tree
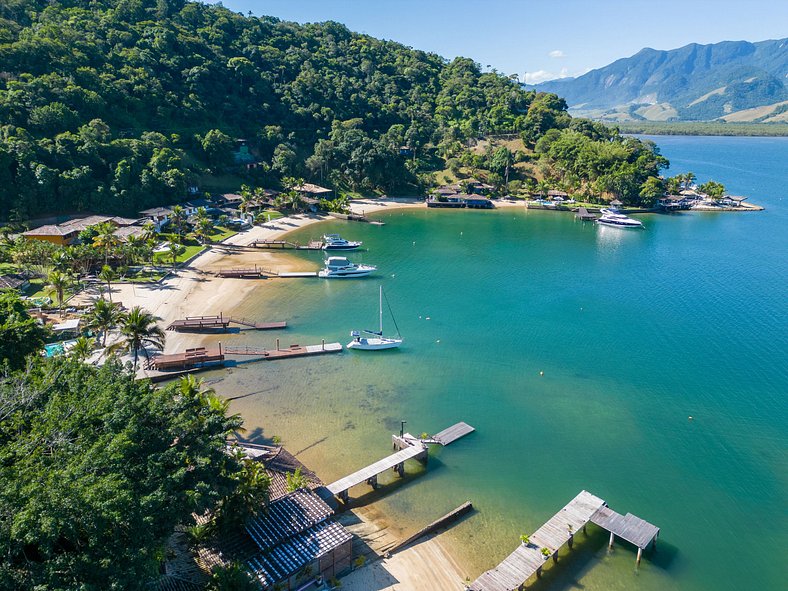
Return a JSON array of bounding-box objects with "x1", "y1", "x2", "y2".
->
[
  {"x1": 193, "y1": 208, "x2": 214, "y2": 244},
  {"x1": 110, "y1": 306, "x2": 166, "y2": 370},
  {"x1": 98, "y1": 265, "x2": 117, "y2": 302},
  {"x1": 168, "y1": 242, "x2": 186, "y2": 267},
  {"x1": 69, "y1": 336, "x2": 95, "y2": 361},
  {"x1": 47, "y1": 270, "x2": 70, "y2": 316},
  {"x1": 92, "y1": 221, "x2": 121, "y2": 265},
  {"x1": 87, "y1": 297, "x2": 122, "y2": 347},
  {"x1": 140, "y1": 221, "x2": 158, "y2": 243},
  {"x1": 170, "y1": 205, "x2": 187, "y2": 239}
]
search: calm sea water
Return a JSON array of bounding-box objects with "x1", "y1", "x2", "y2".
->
[{"x1": 208, "y1": 136, "x2": 787, "y2": 590}]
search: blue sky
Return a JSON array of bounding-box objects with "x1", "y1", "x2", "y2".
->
[{"x1": 215, "y1": 1, "x2": 788, "y2": 83}]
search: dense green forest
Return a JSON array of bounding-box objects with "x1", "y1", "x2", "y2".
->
[{"x1": 0, "y1": 0, "x2": 669, "y2": 221}]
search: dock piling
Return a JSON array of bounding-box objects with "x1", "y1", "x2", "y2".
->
[{"x1": 609, "y1": 531, "x2": 615, "y2": 549}]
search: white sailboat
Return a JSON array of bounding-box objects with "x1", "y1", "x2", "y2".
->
[{"x1": 347, "y1": 286, "x2": 403, "y2": 350}]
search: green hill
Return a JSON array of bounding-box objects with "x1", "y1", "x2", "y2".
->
[{"x1": 0, "y1": 0, "x2": 669, "y2": 220}]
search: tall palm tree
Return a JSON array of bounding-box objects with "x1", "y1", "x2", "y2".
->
[
  {"x1": 168, "y1": 242, "x2": 186, "y2": 267},
  {"x1": 87, "y1": 297, "x2": 122, "y2": 347},
  {"x1": 193, "y1": 208, "x2": 214, "y2": 244},
  {"x1": 92, "y1": 221, "x2": 121, "y2": 265},
  {"x1": 110, "y1": 306, "x2": 166, "y2": 370},
  {"x1": 98, "y1": 265, "x2": 117, "y2": 302},
  {"x1": 170, "y1": 205, "x2": 187, "y2": 239},
  {"x1": 47, "y1": 270, "x2": 70, "y2": 316}
]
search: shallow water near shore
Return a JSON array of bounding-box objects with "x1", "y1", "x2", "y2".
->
[{"x1": 207, "y1": 136, "x2": 787, "y2": 590}]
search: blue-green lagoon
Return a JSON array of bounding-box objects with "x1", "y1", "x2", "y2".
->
[{"x1": 206, "y1": 136, "x2": 787, "y2": 590}]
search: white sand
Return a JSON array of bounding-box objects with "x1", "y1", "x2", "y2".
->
[{"x1": 341, "y1": 537, "x2": 468, "y2": 591}]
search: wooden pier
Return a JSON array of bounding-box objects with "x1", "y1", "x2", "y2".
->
[
  {"x1": 250, "y1": 239, "x2": 324, "y2": 250},
  {"x1": 322, "y1": 422, "x2": 475, "y2": 505},
  {"x1": 216, "y1": 266, "x2": 270, "y2": 278},
  {"x1": 575, "y1": 206, "x2": 598, "y2": 221},
  {"x1": 166, "y1": 314, "x2": 286, "y2": 332},
  {"x1": 469, "y1": 490, "x2": 660, "y2": 591},
  {"x1": 145, "y1": 340, "x2": 342, "y2": 371}
]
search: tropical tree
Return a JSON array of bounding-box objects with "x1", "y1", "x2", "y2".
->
[
  {"x1": 169, "y1": 205, "x2": 187, "y2": 239},
  {"x1": 0, "y1": 291, "x2": 47, "y2": 369},
  {"x1": 92, "y1": 222, "x2": 121, "y2": 265},
  {"x1": 69, "y1": 336, "x2": 95, "y2": 361},
  {"x1": 98, "y1": 265, "x2": 117, "y2": 302},
  {"x1": 86, "y1": 297, "x2": 122, "y2": 347},
  {"x1": 0, "y1": 357, "x2": 246, "y2": 590},
  {"x1": 639, "y1": 176, "x2": 665, "y2": 206},
  {"x1": 168, "y1": 242, "x2": 186, "y2": 266},
  {"x1": 110, "y1": 306, "x2": 166, "y2": 370},
  {"x1": 46, "y1": 270, "x2": 70, "y2": 315},
  {"x1": 193, "y1": 208, "x2": 214, "y2": 244},
  {"x1": 699, "y1": 180, "x2": 726, "y2": 198}
]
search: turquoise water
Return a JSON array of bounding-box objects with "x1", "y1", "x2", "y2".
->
[{"x1": 208, "y1": 136, "x2": 787, "y2": 590}]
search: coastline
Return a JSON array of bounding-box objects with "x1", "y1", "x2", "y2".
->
[{"x1": 72, "y1": 196, "x2": 470, "y2": 589}]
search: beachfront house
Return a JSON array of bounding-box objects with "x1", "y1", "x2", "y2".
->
[
  {"x1": 138, "y1": 206, "x2": 175, "y2": 232},
  {"x1": 547, "y1": 190, "x2": 569, "y2": 202},
  {"x1": 717, "y1": 195, "x2": 748, "y2": 208},
  {"x1": 293, "y1": 183, "x2": 334, "y2": 201},
  {"x1": 23, "y1": 215, "x2": 140, "y2": 246},
  {"x1": 656, "y1": 195, "x2": 692, "y2": 211}
]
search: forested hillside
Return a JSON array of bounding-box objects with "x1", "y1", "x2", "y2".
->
[{"x1": 0, "y1": 0, "x2": 668, "y2": 220}]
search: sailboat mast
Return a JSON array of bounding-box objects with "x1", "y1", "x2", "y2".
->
[{"x1": 379, "y1": 285, "x2": 383, "y2": 334}]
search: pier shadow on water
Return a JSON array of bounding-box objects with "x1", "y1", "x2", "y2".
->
[{"x1": 525, "y1": 526, "x2": 678, "y2": 590}]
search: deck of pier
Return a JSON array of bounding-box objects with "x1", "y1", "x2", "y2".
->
[
  {"x1": 146, "y1": 342, "x2": 341, "y2": 370},
  {"x1": 432, "y1": 422, "x2": 475, "y2": 445},
  {"x1": 166, "y1": 314, "x2": 286, "y2": 332},
  {"x1": 590, "y1": 505, "x2": 660, "y2": 549},
  {"x1": 277, "y1": 271, "x2": 318, "y2": 278},
  {"x1": 250, "y1": 239, "x2": 323, "y2": 250},
  {"x1": 325, "y1": 444, "x2": 427, "y2": 497},
  {"x1": 575, "y1": 207, "x2": 598, "y2": 221},
  {"x1": 216, "y1": 267, "x2": 269, "y2": 278},
  {"x1": 470, "y1": 490, "x2": 660, "y2": 591}
]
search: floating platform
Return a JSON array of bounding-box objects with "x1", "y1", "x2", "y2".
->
[{"x1": 167, "y1": 314, "x2": 286, "y2": 332}]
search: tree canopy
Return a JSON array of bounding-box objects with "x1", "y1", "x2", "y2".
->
[{"x1": 0, "y1": 357, "x2": 250, "y2": 590}]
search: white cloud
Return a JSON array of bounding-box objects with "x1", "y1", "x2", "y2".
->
[
  {"x1": 548, "y1": 49, "x2": 566, "y2": 58},
  {"x1": 524, "y1": 68, "x2": 571, "y2": 84}
]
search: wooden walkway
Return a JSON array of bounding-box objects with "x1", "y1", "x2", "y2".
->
[
  {"x1": 325, "y1": 444, "x2": 427, "y2": 501},
  {"x1": 250, "y1": 239, "x2": 323, "y2": 250},
  {"x1": 167, "y1": 314, "x2": 286, "y2": 332},
  {"x1": 470, "y1": 490, "x2": 660, "y2": 590},
  {"x1": 145, "y1": 342, "x2": 342, "y2": 371},
  {"x1": 216, "y1": 266, "x2": 270, "y2": 278}
]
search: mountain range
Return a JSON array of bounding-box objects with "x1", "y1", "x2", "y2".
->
[{"x1": 530, "y1": 38, "x2": 788, "y2": 123}]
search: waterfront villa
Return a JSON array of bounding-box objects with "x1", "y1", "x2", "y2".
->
[{"x1": 23, "y1": 215, "x2": 140, "y2": 245}]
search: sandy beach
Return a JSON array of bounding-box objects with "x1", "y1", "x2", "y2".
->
[{"x1": 72, "y1": 196, "x2": 472, "y2": 590}]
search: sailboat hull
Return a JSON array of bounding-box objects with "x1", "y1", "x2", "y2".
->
[{"x1": 347, "y1": 337, "x2": 402, "y2": 350}]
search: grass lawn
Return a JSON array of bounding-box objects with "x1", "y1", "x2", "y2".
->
[
  {"x1": 208, "y1": 225, "x2": 237, "y2": 242},
  {"x1": 258, "y1": 209, "x2": 285, "y2": 221},
  {"x1": 154, "y1": 244, "x2": 206, "y2": 265}
]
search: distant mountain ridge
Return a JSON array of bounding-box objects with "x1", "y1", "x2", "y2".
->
[{"x1": 530, "y1": 38, "x2": 788, "y2": 122}]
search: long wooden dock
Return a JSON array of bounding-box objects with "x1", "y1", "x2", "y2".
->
[
  {"x1": 167, "y1": 314, "x2": 286, "y2": 332},
  {"x1": 216, "y1": 266, "x2": 271, "y2": 278},
  {"x1": 469, "y1": 490, "x2": 660, "y2": 591},
  {"x1": 250, "y1": 239, "x2": 323, "y2": 250},
  {"x1": 145, "y1": 341, "x2": 342, "y2": 371},
  {"x1": 326, "y1": 445, "x2": 427, "y2": 502}
]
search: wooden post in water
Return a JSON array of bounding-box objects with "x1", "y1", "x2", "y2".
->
[
  {"x1": 609, "y1": 531, "x2": 615, "y2": 549},
  {"x1": 568, "y1": 534, "x2": 574, "y2": 549},
  {"x1": 552, "y1": 551, "x2": 558, "y2": 564},
  {"x1": 636, "y1": 547, "x2": 643, "y2": 566},
  {"x1": 322, "y1": 339, "x2": 325, "y2": 350},
  {"x1": 276, "y1": 338, "x2": 279, "y2": 351}
]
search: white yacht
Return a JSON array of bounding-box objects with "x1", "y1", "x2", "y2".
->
[
  {"x1": 322, "y1": 234, "x2": 362, "y2": 250},
  {"x1": 596, "y1": 208, "x2": 643, "y2": 228},
  {"x1": 347, "y1": 286, "x2": 403, "y2": 350},
  {"x1": 318, "y1": 256, "x2": 376, "y2": 278}
]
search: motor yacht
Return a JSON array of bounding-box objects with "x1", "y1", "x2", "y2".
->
[{"x1": 318, "y1": 256, "x2": 376, "y2": 278}]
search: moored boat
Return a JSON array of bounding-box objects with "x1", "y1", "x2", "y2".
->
[
  {"x1": 322, "y1": 234, "x2": 362, "y2": 250},
  {"x1": 596, "y1": 208, "x2": 643, "y2": 228},
  {"x1": 318, "y1": 256, "x2": 376, "y2": 278},
  {"x1": 347, "y1": 286, "x2": 403, "y2": 350}
]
